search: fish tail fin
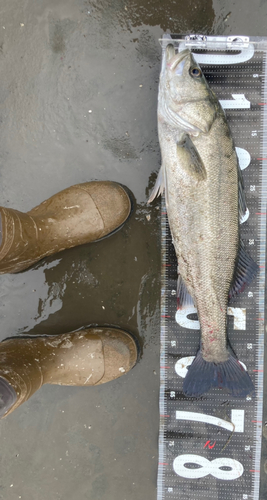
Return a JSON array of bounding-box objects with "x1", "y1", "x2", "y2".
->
[{"x1": 183, "y1": 351, "x2": 255, "y2": 398}]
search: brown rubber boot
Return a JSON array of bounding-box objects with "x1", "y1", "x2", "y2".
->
[
  {"x1": 0, "y1": 181, "x2": 132, "y2": 274},
  {"x1": 0, "y1": 327, "x2": 138, "y2": 418}
]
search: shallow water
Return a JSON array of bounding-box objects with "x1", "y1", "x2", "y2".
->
[{"x1": 0, "y1": 0, "x2": 266, "y2": 499}]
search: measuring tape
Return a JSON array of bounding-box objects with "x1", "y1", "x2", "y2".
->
[{"x1": 158, "y1": 35, "x2": 267, "y2": 500}]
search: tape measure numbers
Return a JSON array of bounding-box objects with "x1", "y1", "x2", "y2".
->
[{"x1": 158, "y1": 35, "x2": 267, "y2": 500}]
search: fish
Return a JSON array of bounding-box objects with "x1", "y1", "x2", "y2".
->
[{"x1": 149, "y1": 45, "x2": 258, "y2": 398}]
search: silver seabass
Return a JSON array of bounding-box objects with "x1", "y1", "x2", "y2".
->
[{"x1": 149, "y1": 46, "x2": 257, "y2": 397}]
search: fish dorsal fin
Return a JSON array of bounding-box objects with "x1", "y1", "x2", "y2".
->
[
  {"x1": 229, "y1": 240, "x2": 259, "y2": 300},
  {"x1": 177, "y1": 273, "x2": 195, "y2": 309},
  {"x1": 178, "y1": 136, "x2": 207, "y2": 181},
  {"x1": 148, "y1": 164, "x2": 169, "y2": 207},
  {"x1": 237, "y1": 160, "x2": 247, "y2": 222}
]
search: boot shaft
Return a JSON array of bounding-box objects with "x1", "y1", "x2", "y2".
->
[
  {"x1": 0, "y1": 208, "x2": 40, "y2": 273},
  {"x1": 0, "y1": 337, "x2": 44, "y2": 416}
]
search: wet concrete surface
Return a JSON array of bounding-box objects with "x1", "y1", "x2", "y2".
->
[{"x1": 0, "y1": 0, "x2": 266, "y2": 499}]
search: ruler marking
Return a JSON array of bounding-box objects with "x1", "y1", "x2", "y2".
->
[{"x1": 158, "y1": 37, "x2": 266, "y2": 500}]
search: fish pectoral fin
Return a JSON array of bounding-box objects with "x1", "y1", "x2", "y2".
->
[
  {"x1": 177, "y1": 273, "x2": 195, "y2": 309},
  {"x1": 229, "y1": 240, "x2": 259, "y2": 300},
  {"x1": 178, "y1": 135, "x2": 207, "y2": 181},
  {"x1": 148, "y1": 165, "x2": 169, "y2": 206}
]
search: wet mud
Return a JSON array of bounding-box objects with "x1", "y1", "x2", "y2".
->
[{"x1": 0, "y1": 0, "x2": 266, "y2": 499}]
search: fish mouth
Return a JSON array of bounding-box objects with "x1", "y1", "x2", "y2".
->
[{"x1": 166, "y1": 48, "x2": 191, "y2": 72}]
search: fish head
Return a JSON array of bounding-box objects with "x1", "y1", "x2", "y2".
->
[{"x1": 158, "y1": 45, "x2": 217, "y2": 136}]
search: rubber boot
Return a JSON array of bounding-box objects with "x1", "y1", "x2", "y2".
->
[
  {"x1": 0, "y1": 327, "x2": 138, "y2": 418},
  {"x1": 0, "y1": 181, "x2": 132, "y2": 274}
]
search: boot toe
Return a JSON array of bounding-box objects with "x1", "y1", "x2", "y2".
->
[
  {"x1": 96, "y1": 328, "x2": 138, "y2": 384},
  {"x1": 83, "y1": 182, "x2": 132, "y2": 239}
]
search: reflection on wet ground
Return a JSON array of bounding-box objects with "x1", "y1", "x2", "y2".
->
[
  {"x1": 90, "y1": 0, "x2": 215, "y2": 34},
  {"x1": 0, "y1": 200, "x2": 160, "y2": 346}
]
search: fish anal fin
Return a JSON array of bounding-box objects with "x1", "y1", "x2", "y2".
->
[
  {"x1": 177, "y1": 274, "x2": 195, "y2": 309},
  {"x1": 229, "y1": 241, "x2": 259, "y2": 300}
]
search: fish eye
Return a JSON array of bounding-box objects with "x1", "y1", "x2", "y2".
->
[{"x1": 190, "y1": 67, "x2": 202, "y2": 78}]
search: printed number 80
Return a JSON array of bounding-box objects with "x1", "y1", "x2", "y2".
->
[{"x1": 173, "y1": 454, "x2": 243, "y2": 480}]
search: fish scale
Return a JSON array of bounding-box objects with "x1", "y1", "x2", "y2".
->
[
  {"x1": 189, "y1": 113, "x2": 239, "y2": 361},
  {"x1": 156, "y1": 34, "x2": 267, "y2": 500}
]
